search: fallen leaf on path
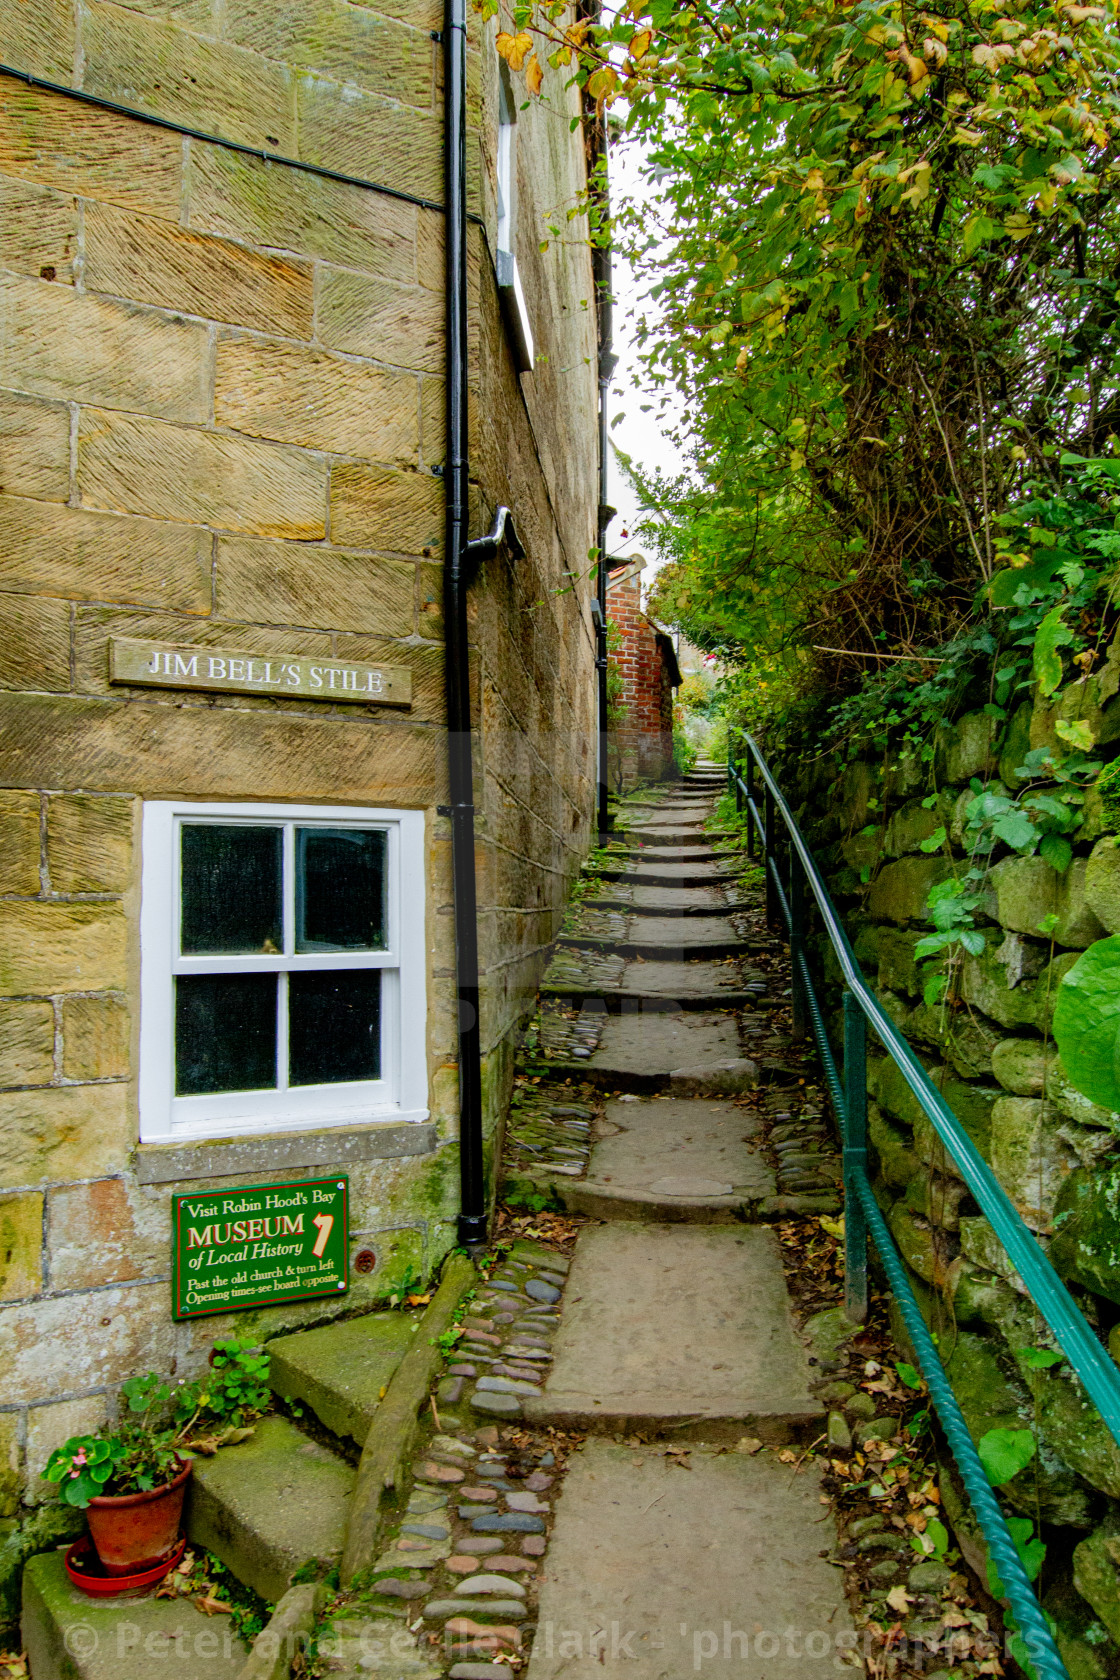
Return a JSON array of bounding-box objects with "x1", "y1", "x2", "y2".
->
[
  {"x1": 194, "y1": 1595, "x2": 233, "y2": 1616},
  {"x1": 886, "y1": 1586, "x2": 913, "y2": 1613}
]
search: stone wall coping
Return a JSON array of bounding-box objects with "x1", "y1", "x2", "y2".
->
[{"x1": 133, "y1": 1120, "x2": 438, "y2": 1184}]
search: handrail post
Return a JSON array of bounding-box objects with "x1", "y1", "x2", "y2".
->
[
  {"x1": 745, "y1": 753, "x2": 755, "y2": 858},
  {"x1": 843, "y1": 991, "x2": 869, "y2": 1324},
  {"x1": 763, "y1": 783, "x2": 777, "y2": 930},
  {"x1": 790, "y1": 857, "x2": 806, "y2": 1041}
]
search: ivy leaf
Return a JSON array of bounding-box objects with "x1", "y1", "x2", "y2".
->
[
  {"x1": 992, "y1": 809, "x2": 1040, "y2": 851},
  {"x1": 987, "y1": 1515, "x2": 1047, "y2": 1598},
  {"x1": 1034, "y1": 605, "x2": 1075, "y2": 697},
  {"x1": 1057, "y1": 718, "x2": 1094, "y2": 752},
  {"x1": 919, "y1": 826, "x2": 947, "y2": 853},
  {"x1": 1020, "y1": 1346, "x2": 1065, "y2": 1369},
  {"x1": 978, "y1": 1426, "x2": 1037, "y2": 1486},
  {"x1": 914, "y1": 933, "x2": 950, "y2": 959},
  {"x1": 1053, "y1": 935, "x2": 1120, "y2": 1111},
  {"x1": 1039, "y1": 833, "x2": 1072, "y2": 873},
  {"x1": 959, "y1": 928, "x2": 987, "y2": 955},
  {"x1": 923, "y1": 971, "x2": 948, "y2": 1006},
  {"x1": 895, "y1": 1361, "x2": 923, "y2": 1389}
]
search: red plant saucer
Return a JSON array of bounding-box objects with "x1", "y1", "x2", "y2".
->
[{"x1": 64, "y1": 1533, "x2": 186, "y2": 1597}]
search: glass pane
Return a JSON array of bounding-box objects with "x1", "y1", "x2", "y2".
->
[
  {"x1": 175, "y1": 974, "x2": 277, "y2": 1095},
  {"x1": 181, "y1": 825, "x2": 282, "y2": 954},
  {"x1": 296, "y1": 829, "x2": 386, "y2": 952},
  {"x1": 289, "y1": 971, "x2": 381, "y2": 1086}
]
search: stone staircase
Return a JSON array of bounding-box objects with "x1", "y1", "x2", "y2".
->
[{"x1": 23, "y1": 1293, "x2": 464, "y2": 1679}]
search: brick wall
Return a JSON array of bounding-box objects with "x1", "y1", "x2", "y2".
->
[
  {"x1": 0, "y1": 0, "x2": 597, "y2": 1546},
  {"x1": 607, "y1": 562, "x2": 677, "y2": 787}
]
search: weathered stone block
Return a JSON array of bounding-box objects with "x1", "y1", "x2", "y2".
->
[
  {"x1": 0, "y1": 83, "x2": 181, "y2": 218},
  {"x1": 887, "y1": 1200, "x2": 953, "y2": 1287},
  {"x1": 419, "y1": 375, "x2": 444, "y2": 469},
  {"x1": 215, "y1": 537, "x2": 415, "y2": 635},
  {"x1": 936, "y1": 710, "x2": 998, "y2": 784},
  {"x1": 905, "y1": 1000, "x2": 1002, "y2": 1079},
  {"x1": 24, "y1": 1395, "x2": 106, "y2": 1499},
  {"x1": 0, "y1": 173, "x2": 76, "y2": 289},
  {"x1": 1086, "y1": 837, "x2": 1120, "y2": 934},
  {"x1": 910, "y1": 1080, "x2": 998, "y2": 1180},
  {"x1": 0, "y1": 1411, "x2": 18, "y2": 1517},
  {"x1": 839, "y1": 824, "x2": 884, "y2": 874},
  {"x1": 84, "y1": 201, "x2": 314, "y2": 337},
  {"x1": 0, "y1": 901, "x2": 127, "y2": 993},
  {"x1": 0, "y1": 791, "x2": 41, "y2": 895},
  {"x1": 0, "y1": 1191, "x2": 43, "y2": 1300},
  {"x1": 78, "y1": 408, "x2": 328, "y2": 540},
  {"x1": 1052, "y1": 1165, "x2": 1120, "y2": 1305},
  {"x1": 904, "y1": 1167, "x2": 969, "y2": 1231},
  {"x1": 0, "y1": 271, "x2": 209, "y2": 421},
  {"x1": 47, "y1": 1178, "x2": 161, "y2": 1291},
  {"x1": 0, "y1": 494, "x2": 211, "y2": 610},
  {"x1": 990, "y1": 1095, "x2": 1078, "y2": 1230},
  {"x1": 46, "y1": 794, "x2": 133, "y2": 894},
  {"x1": 990, "y1": 854, "x2": 1105, "y2": 949},
  {"x1": 868, "y1": 855, "x2": 951, "y2": 924},
  {"x1": 329, "y1": 462, "x2": 442, "y2": 555},
  {"x1": 1046, "y1": 1056, "x2": 1120, "y2": 1132},
  {"x1": 0, "y1": 0, "x2": 74, "y2": 80},
  {"x1": 998, "y1": 702, "x2": 1033, "y2": 789},
  {"x1": 215, "y1": 337, "x2": 419, "y2": 462},
  {"x1": 0, "y1": 1279, "x2": 174, "y2": 1404},
  {"x1": 1074, "y1": 1523, "x2": 1120, "y2": 1646},
  {"x1": 318, "y1": 268, "x2": 442, "y2": 374},
  {"x1": 267, "y1": 1312, "x2": 416, "y2": 1444},
  {"x1": 0, "y1": 1001, "x2": 54, "y2": 1088},
  {"x1": 868, "y1": 1104, "x2": 920, "y2": 1189},
  {"x1": 958, "y1": 1214, "x2": 1028, "y2": 1292},
  {"x1": 960, "y1": 945, "x2": 1078, "y2": 1032},
  {"x1": 227, "y1": 0, "x2": 434, "y2": 105},
  {"x1": 418, "y1": 560, "x2": 443, "y2": 639},
  {"x1": 189, "y1": 141, "x2": 416, "y2": 280},
  {"x1": 991, "y1": 1036, "x2": 1052, "y2": 1096},
  {"x1": 83, "y1": 0, "x2": 297, "y2": 152},
  {"x1": 0, "y1": 591, "x2": 69, "y2": 693},
  {"x1": 333, "y1": 636, "x2": 445, "y2": 723},
  {"x1": 0, "y1": 693, "x2": 441, "y2": 810},
  {"x1": 1046, "y1": 1579, "x2": 1120, "y2": 1680},
  {"x1": 297, "y1": 75, "x2": 441, "y2": 201},
  {"x1": 61, "y1": 994, "x2": 129, "y2": 1082},
  {"x1": 0, "y1": 388, "x2": 69, "y2": 501},
  {"x1": 884, "y1": 797, "x2": 949, "y2": 857},
  {"x1": 1033, "y1": 674, "x2": 1120, "y2": 754}
]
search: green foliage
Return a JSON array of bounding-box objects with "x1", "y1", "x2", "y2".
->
[
  {"x1": 1053, "y1": 935, "x2": 1120, "y2": 1112},
  {"x1": 977, "y1": 1426, "x2": 1037, "y2": 1487},
  {"x1": 986, "y1": 1515, "x2": 1047, "y2": 1598},
  {"x1": 1019, "y1": 1346, "x2": 1065, "y2": 1370},
  {"x1": 895, "y1": 1361, "x2": 923, "y2": 1391}
]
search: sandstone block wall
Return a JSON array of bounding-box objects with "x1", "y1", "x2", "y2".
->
[
  {"x1": 794, "y1": 674, "x2": 1120, "y2": 1665},
  {"x1": 0, "y1": 0, "x2": 597, "y2": 1565}
]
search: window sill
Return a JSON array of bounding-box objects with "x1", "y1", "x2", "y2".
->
[{"x1": 134, "y1": 1114, "x2": 436, "y2": 1185}]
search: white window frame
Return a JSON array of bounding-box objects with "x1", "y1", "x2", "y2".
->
[
  {"x1": 139, "y1": 801, "x2": 428, "y2": 1144},
  {"x1": 496, "y1": 65, "x2": 535, "y2": 374}
]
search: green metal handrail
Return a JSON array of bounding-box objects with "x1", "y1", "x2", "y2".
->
[{"x1": 728, "y1": 726, "x2": 1120, "y2": 1680}]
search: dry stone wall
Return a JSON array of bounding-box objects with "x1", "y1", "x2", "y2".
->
[{"x1": 794, "y1": 673, "x2": 1120, "y2": 1670}]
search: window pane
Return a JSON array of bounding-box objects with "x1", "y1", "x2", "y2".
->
[
  {"x1": 296, "y1": 829, "x2": 386, "y2": 952},
  {"x1": 181, "y1": 825, "x2": 282, "y2": 954},
  {"x1": 289, "y1": 971, "x2": 381, "y2": 1086},
  {"x1": 175, "y1": 974, "x2": 277, "y2": 1094}
]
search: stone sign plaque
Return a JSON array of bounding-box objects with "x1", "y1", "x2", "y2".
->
[
  {"x1": 171, "y1": 1175, "x2": 349, "y2": 1320},
  {"x1": 110, "y1": 638, "x2": 412, "y2": 707}
]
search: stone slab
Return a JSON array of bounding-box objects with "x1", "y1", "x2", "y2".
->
[
  {"x1": 22, "y1": 1550, "x2": 247, "y2": 1680},
  {"x1": 187, "y1": 1415, "x2": 355, "y2": 1604},
  {"x1": 625, "y1": 915, "x2": 743, "y2": 951},
  {"x1": 577, "y1": 1097, "x2": 774, "y2": 1210},
  {"x1": 134, "y1": 1121, "x2": 437, "y2": 1183},
  {"x1": 523, "y1": 1224, "x2": 820, "y2": 1436},
  {"x1": 525, "y1": 1440, "x2": 852, "y2": 1680},
  {"x1": 268, "y1": 1311, "x2": 418, "y2": 1445},
  {"x1": 582, "y1": 1012, "x2": 744, "y2": 1081},
  {"x1": 618, "y1": 959, "x2": 749, "y2": 1000},
  {"x1": 629, "y1": 885, "x2": 724, "y2": 912}
]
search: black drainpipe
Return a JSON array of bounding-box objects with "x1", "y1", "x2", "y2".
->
[
  {"x1": 444, "y1": 0, "x2": 522, "y2": 1249},
  {"x1": 591, "y1": 120, "x2": 616, "y2": 844}
]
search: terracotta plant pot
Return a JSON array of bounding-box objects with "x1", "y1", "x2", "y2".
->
[
  {"x1": 65, "y1": 1534, "x2": 186, "y2": 1597},
  {"x1": 85, "y1": 1459, "x2": 192, "y2": 1576}
]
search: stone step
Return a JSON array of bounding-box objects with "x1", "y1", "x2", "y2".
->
[
  {"x1": 522, "y1": 1224, "x2": 820, "y2": 1439},
  {"x1": 599, "y1": 863, "x2": 737, "y2": 885},
  {"x1": 621, "y1": 914, "x2": 747, "y2": 959},
  {"x1": 187, "y1": 1414, "x2": 356, "y2": 1604},
  {"x1": 555, "y1": 1095, "x2": 776, "y2": 1223},
  {"x1": 267, "y1": 1309, "x2": 419, "y2": 1447},
  {"x1": 586, "y1": 886, "x2": 732, "y2": 916},
  {"x1": 545, "y1": 1010, "x2": 758, "y2": 1094},
  {"x1": 524, "y1": 1439, "x2": 850, "y2": 1680},
  {"x1": 23, "y1": 1552, "x2": 248, "y2": 1680}
]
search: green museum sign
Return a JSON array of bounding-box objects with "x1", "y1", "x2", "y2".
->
[{"x1": 171, "y1": 1176, "x2": 349, "y2": 1320}]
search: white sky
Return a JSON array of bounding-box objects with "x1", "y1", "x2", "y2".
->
[{"x1": 603, "y1": 140, "x2": 688, "y2": 597}]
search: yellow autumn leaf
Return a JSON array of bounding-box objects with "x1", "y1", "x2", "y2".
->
[
  {"x1": 902, "y1": 49, "x2": 930, "y2": 84},
  {"x1": 629, "y1": 28, "x2": 653, "y2": 58},
  {"x1": 805, "y1": 167, "x2": 825, "y2": 191},
  {"x1": 790, "y1": 449, "x2": 806, "y2": 470},
  {"x1": 526, "y1": 52, "x2": 544, "y2": 94},
  {"x1": 735, "y1": 344, "x2": 750, "y2": 374},
  {"x1": 496, "y1": 29, "x2": 534, "y2": 70},
  {"x1": 923, "y1": 35, "x2": 948, "y2": 65},
  {"x1": 586, "y1": 64, "x2": 619, "y2": 100}
]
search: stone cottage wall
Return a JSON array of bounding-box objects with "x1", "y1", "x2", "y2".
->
[
  {"x1": 0, "y1": 0, "x2": 597, "y2": 1587},
  {"x1": 792, "y1": 672, "x2": 1120, "y2": 1665}
]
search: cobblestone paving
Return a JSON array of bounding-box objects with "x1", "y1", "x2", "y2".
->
[{"x1": 539, "y1": 946, "x2": 626, "y2": 993}]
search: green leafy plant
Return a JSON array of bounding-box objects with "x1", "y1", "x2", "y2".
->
[
  {"x1": 977, "y1": 1426, "x2": 1036, "y2": 1487},
  {"x1": 986, "y1": 1515, "x2": 1047, "y2": 1598},
  {"x1": 895, "y1": 1362, "x2": 923, "y2": 1391},
  {"x1": 1053, "y1": 935, "x2": 1120, "y2": 1112},
  {"x1": 43, "y1": 1374, "x2": 183, "y2": 1508},
  {"x1": 1020, "y1": 1346, "x2": 1065, "y2": 1371}
]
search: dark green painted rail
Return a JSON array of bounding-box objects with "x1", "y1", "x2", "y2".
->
[{"x1": 728, "y1": 727, "x2": 1120, "y2": 1680}]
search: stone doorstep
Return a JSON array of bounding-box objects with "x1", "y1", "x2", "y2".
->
[
  {"x1": 553, "y1": 1178, "x2": 774, "y2": 1225},
  {"x1": 267, "y1": 1311, "x2": 419, "y2": 1447}
]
